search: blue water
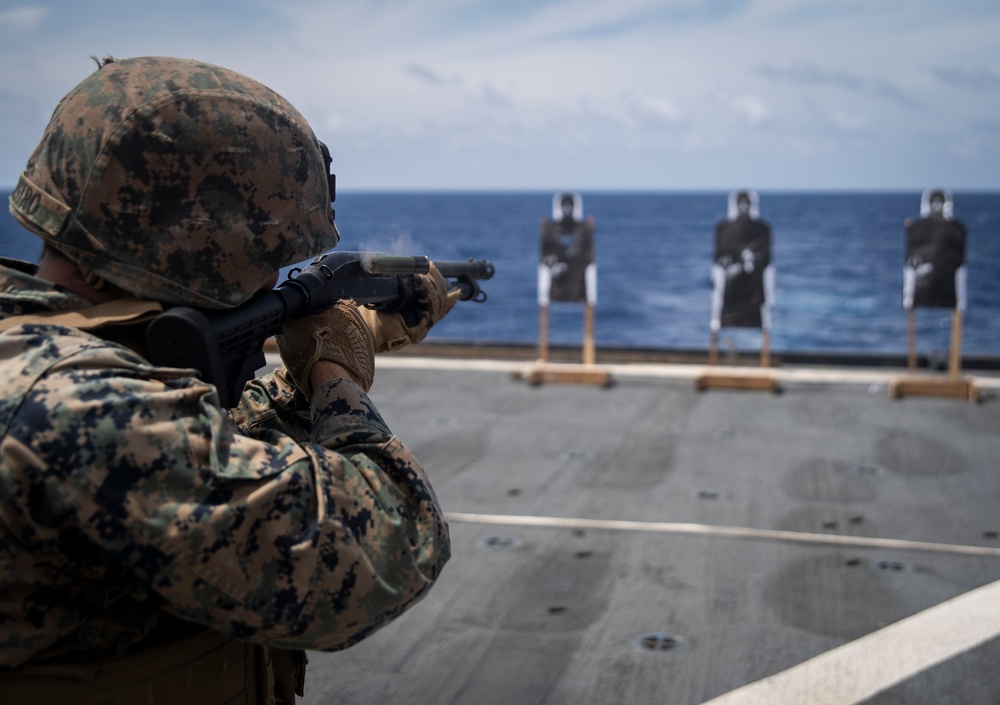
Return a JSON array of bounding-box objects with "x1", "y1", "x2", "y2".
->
[{"x1": 2, "y1": 191, "x2": 998, "y2": 355}]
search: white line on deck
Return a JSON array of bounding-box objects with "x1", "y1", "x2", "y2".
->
[
  {"x1": 265, "y1": 351, "x2": 1000, "y2": 389},
  {"x1": 699, "y1": 578, "x2": 1000, "y2": 705},
  {"x1": 444, "y1": 512, "x2": 1000, "y2": 558}
]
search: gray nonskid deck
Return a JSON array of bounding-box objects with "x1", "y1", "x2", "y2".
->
[{"x1": 293, "y1": 358, "x2": 1000, "y2": 705}]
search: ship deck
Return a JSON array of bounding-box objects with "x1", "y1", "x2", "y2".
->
[{"x1": 290, "y1": 349, "x2": 1000, "y2": 705}]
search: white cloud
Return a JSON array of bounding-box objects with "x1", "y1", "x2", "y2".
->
[
  {"x1": 405, "y1": 64, "x2": 459, "y2": 87},
  {"x1": 725, "y1": 94, "x2": 771, "y2": 126},
  {"x1": 322, "y1": 112, "x2": 350, "y2": 133},
  {"x1": 628, "y1": 90, "x2": 684, "y2": 123},
  {"x1": 948, "y1": 137, "x2": 985, "y2": 159},
  {"x1": 0, "y1": 5, "x2": 49, "y2": 32},
  {"x1": 934, "y1": 65, "x2": 1000, "y2": 90},
  {"x1": 783, "y1": 135, "x2": 826, "y2": 157},
  {"x1": 758, "y1": 61, "x2": 918, "y2": 108},
  {"x1": 828, "y1": 110, "x2": 866, "y2": 132},
  {"x1": 477, "y1": 84, "x2": 513, "y2": 108}
]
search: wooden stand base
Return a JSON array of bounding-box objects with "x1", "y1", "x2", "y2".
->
[
  {"x1": 515, "y1": 363, "x2": 613, "y2": 388},
  {"x1": 538, "y1": 304, "x2": 597, "y2": 366},
  {"x1": 694, "y1": 372, "x2": 780, "y2": 394},
  {"x1": 889, "y1": 375, "x2": 980, "y2": 403}
]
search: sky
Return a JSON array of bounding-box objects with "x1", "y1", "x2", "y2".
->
[{"x1": 1, "y1": 0, "x2": 998, "y2": 192}]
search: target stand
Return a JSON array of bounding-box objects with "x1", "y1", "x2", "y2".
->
[
  {"x1": 695, "y1": 329, "x2": 779, "y2": 394},
  {"x1": 516, "y1": 303, "x2": 612, "y2": 387},
  {"x1": 889, "y1": 310, "x2": 979, "y2": 403}
]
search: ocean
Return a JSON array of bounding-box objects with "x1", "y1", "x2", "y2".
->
[{"x1": 2, "y1": 191, "x2": 998, "y2": 357}]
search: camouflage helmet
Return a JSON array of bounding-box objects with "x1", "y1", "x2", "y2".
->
[{"x1": 9, "y1": 56, "x2": 339, "y2": 309}]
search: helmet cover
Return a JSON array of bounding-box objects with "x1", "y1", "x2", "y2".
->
[{"x1": 9, "y1": 56, "x2": 339, "y2": 308}]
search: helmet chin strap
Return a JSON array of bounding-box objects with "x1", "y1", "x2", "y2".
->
[
  {"x1": 0, "y1": 299, "x2": 164, "y2": 333},
  {"x1": 37, "y1": 246, "x2": 129, "y2": 305},
  {"x1": 83, "y1": 270, "x2": 107, "y2": 290}
]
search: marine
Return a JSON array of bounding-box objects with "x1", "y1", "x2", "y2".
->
[{"x1": 0, "y1": 56, "x2": 456, "y2": 703}]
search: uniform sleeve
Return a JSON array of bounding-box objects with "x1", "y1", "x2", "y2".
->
[
  {"x1": 229, "y1": 366, "x2": 311, "y2": 442},
  {"x1": 13, "y1": 345, "x2": 450, "y2": 652}
]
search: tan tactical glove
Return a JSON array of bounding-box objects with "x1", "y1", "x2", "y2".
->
[
  {"x1": 276, "y1": 301, "x2": 376, "y2": 395},
  {"x1": 359, "y1": 263, "x2": 461, "y2": 353}
]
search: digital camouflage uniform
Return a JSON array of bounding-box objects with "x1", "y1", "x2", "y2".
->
[
  {"x1": 0, "y1": 257, "x2": 450, "y2": 671},
  {"x1": 0, "y1": 56, "x2": 451, "y2": 693}
]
